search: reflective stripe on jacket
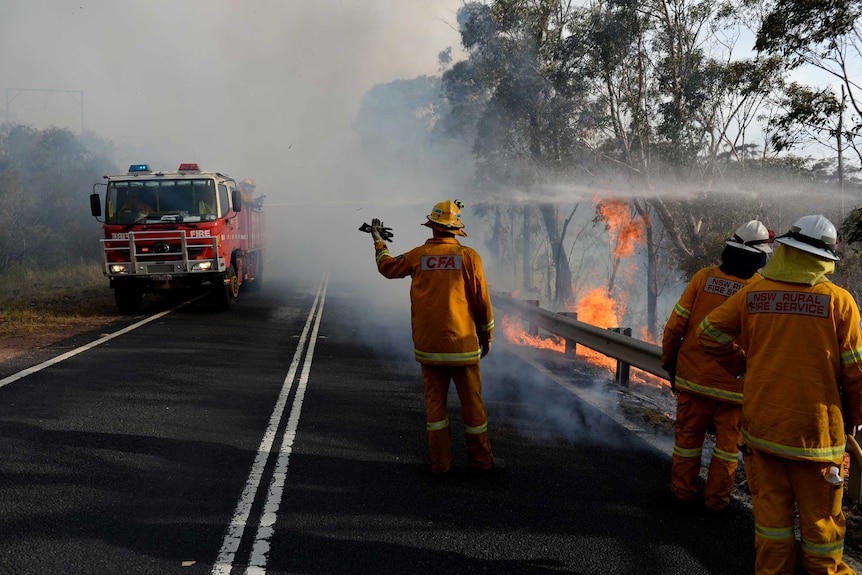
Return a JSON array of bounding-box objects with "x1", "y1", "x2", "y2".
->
[
  {"x1": 375, "y1": 237, "x2": 494, "y2": 366},
  {"x1": 662, "y1": 266, "x2": 761, "y2": 404},
  {"x1": 696, "y1": 278, "x2": 862, "y2": 462}
]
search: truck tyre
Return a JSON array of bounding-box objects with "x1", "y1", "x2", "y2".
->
[
  {"x1": 115, "y1": 285, "x2": 143, "y2": 314},
  {"x1": 216, "y1": 265, "x2": 239, "y2": 310},
  {"x1": 245, "y1": 257, "x2": 263, "y2": 293}
]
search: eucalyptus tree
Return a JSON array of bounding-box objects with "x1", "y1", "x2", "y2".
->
[
  {"x1": 753, "y1": 0, "x2": 862, "y2": 286},
  {"x1": 439, "y1": 0, "x2": 793, "y2": 337},
  {"x1": 440, "y1": 0, "x2": 597, "y2": 309},
  {"x1": 0, "y1": 125, "x2": 115, "y2": 271},
  {"x1": 755, "y1": 0, "x2": 862, "y2": 171}
]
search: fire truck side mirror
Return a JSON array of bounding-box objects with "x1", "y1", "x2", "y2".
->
[
  {"x1": 231, "y1": 189, "x2": 243, "y2": 213},
  {"x1": 90, "y1": 193, "x2": 102, "y2": 217}
]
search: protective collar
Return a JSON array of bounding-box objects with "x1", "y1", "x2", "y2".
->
[{"x1": 761, "y1": 244, "x2": 834, "y2": 286}]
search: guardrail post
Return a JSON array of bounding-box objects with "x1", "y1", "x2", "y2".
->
[
  {"x1": 609, "y1": 327, "x2": 632, "y2": 387},
  {"x1": 560, "y1": 312, "x2": 578, "y2": 356},
  {"x1": 526, "y1": 300, "x2": 540, "y2": 336}
]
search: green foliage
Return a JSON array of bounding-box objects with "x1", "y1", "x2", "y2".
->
[
  {"x1": 754, "y1": 0, "x2": 862, "y2": 168},
  {"x1": 662, "y1": 191, "x2": 777, "y2": 279},
  {"x1": 768, "y1": 83, "x2": 844, "y2": 153},
  {"x1": 0, "y1": 124, "x2": 117, "y2": 272},
  {"x1": 755, "y1": 0, "x2": 862, "y2": 61},
  {"x1": 442, "y1": 0, "x2": 593, "y2": 189},
  {"x1": 841, "y1": 206, "x2": 862, "y2": 245}
]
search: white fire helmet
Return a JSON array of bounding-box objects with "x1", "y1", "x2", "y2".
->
[
  {"x1": 775, "y1": 214, "x2": 839, "y2": 261},
  {"x1": 726, "y1": 220, "x2": 773, "y2": 254}
]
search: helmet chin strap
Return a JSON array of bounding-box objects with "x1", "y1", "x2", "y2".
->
[{"x1": 781, "y1": 230, "x2": 836, "y2": 255}]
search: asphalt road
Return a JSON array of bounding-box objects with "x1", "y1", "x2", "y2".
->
[{"x1": 0, "y1": 267, "x2": 759, "y2": 575}]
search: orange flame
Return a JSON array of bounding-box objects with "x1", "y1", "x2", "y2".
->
[
  {"x1": 497, "y1": 194, "x2": 668, "y2": 389},
  {"x1": 500, "y1": 315, "x2": 565, "y2": 353},
  {"x1": 575, "y1": 287, "x2": 624, "y2": 328},
  {"x1": 500, "y1": 288, "x2": 669, "y2": 389},
  {"x1": 595, "y1": 196, "x2": 645, "y2": 261},
  {"x1": 573, "y1": 288, "x2": 621, "y2": 371}
]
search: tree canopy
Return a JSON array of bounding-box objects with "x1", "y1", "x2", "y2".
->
[
  {"x1": 0, "y1": 125, "x2": 116, "y2": 271},
  {"x1": 353, "y1": 0, "x2": 862, "y2": 333}
]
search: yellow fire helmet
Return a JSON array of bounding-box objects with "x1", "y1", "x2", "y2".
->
[{"x1": 423, "y1": 199, "x2": 467, "y2": 237}]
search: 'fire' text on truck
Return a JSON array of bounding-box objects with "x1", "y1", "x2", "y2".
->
[{"x1": 89, "y1": 163, "x2": 266, "y2": 313}]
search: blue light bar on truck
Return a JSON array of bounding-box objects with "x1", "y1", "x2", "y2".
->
[{"x1": 128, "y1": 164, "x2": 151, "y2": 174}]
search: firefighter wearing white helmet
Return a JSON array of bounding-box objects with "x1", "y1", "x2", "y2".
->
[
  {"x1": 662, "y1": 220, "x2": 772, "y2": 513},
  {"x1": 366, "y1": 200, "x2": 501, "y2": 476},
  {"x1": 775, "y1": 213, "x2": 839, "y2": 261},
  {"x1": 726, "y1": 220, "x2": 774, "y2": 254},
  {"x1": 698, "y1": 214, "x2": 862, "y2": 574}
]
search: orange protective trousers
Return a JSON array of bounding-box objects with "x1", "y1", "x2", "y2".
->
[
  {"x1": 671, "y1": 391, "x2": 741, "y2": 511},
  {"x1": 745, "y1": 447, "x2": 854, "y2": 575},
  {"x1": 421, "y1": 363, "x2": 495, "y2": 474}
]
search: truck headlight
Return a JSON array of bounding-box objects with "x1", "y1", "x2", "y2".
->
[
  {"x1": 109, "y1": 264, "x2": 128, "y2": 274},
  {"x1": 192, "y1": 261, "x2": 213, "y2": 271}
]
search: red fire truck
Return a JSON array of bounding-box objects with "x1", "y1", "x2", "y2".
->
[{"x1": 89, "y1": 163, "x2": 266, "y2": 313}]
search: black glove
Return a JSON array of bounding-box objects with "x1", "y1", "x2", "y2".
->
[
  {"x1": 662, "y1": 362, "x2": 678, "y2": 395},
  {"x1": 358, "y1": 219, "x2": 393, "y2": 242}
]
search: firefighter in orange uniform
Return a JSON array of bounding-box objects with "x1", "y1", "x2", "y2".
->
[
  {"x1": 697, "y1": 214, "x2": 862, "y2": 575},
  {"x1": 662, "y1": 220, "x2": 773, "y2": 513},
  {"x1": 367, "y1": 200, "x2": 500, "y2": 476}
]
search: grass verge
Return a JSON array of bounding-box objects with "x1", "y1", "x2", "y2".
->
[{"x1": 0, "y1": 262, "x2": 118, "y2": 339}]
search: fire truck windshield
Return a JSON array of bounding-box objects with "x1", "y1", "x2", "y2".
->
[{"x1": 106, "y1": 179, "x2": 219, "y2": 224}]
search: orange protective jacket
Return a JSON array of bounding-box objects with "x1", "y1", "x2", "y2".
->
[
  {"x1": 375, "y1": 237, "x2": 494, "y2": 366},
  {"x1": 697, "y1": 275, "x2": 862, "y2": 462},
  {"x1": 662, "y1": 266, "x2": 762, "y2": 403}
]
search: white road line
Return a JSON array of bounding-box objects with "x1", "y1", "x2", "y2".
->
[
  {"x1": 0, "y1": 305, "x2": 180, "y2": 390},
  {"x1": 245, "y1": 271, "x2": 328, "y2": 575},
  {"x1": 211, "y1": 274, "x2": 328, "y2": 575}
]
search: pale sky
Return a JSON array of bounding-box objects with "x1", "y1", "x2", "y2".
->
[{"x1": 1, "y1": 0, "x2": 465, "y2": 204}]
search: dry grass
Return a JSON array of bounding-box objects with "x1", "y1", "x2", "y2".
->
[{"x1": 0, "y1": 263, "x2": 118, "y2": 339}]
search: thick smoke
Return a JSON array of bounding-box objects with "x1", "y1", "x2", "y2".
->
[
  {"x1": 1, "y1": 0, "x2": 470, "y2": 291},
  {"x1": 4, "y1": 1, "x2": 857, "y2": 447}
]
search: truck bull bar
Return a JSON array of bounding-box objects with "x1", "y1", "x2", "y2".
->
[{"x1": 100, "y1": 229, "x2": 225, "y2": 277}]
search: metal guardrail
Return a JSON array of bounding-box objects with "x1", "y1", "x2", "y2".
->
[
  {"x1": 491, "y1": 291, "x2": 665, "y2": 380},
  {"x1": 491, "y1": 290, "x2": 862, "y2": 500}
]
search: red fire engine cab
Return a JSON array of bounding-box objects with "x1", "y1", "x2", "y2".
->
[{"x1": 89, "y1": 163, "x2": 266, "y2": 313}]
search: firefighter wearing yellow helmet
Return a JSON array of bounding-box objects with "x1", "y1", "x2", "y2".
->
[
  {"x1": 697, "y1": 214, "x2": 862, "y2": 574},
  {"x1": 662, "y1": 220, "x2": 773, "y2": 514},
  {"x1": 366, "y1": 200, "x2": 501, "y2": 476},
  {"x1": 424, "y1": 199, "x2": 468, "y2": 236},
  {"x1": 238, "y1": 178, "x2": 257, "y2": 195}
]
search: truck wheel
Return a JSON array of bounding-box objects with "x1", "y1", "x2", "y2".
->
[
  {"x1": 216, "y1": 266, "x2": 239, "y2": 310},
  {"x1": 115, "y1": 286, "x2": 142, "y2": 314}
]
